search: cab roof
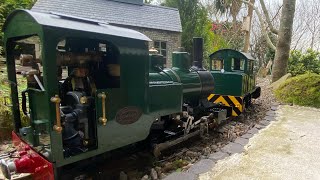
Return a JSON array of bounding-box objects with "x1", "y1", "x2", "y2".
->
[
  {"x1": 3, "y1": 9, "x2": 151, "y2": 42},
  {"x1": 209, "y1": 49, "x2": 256, "y2": 61}
]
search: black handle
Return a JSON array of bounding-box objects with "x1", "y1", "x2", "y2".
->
[{"x1": 21, "y1": 90, "x2": 28, "y2": 116}]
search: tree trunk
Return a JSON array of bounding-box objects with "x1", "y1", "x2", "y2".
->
[
  {"x1": 271, "y1": 0, "x2": 296, "y2": 82},
  {"x1": 243, "y1": 0, "x2": 255, "y2": 52}
]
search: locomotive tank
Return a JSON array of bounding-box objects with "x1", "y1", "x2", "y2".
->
[
  {"x1": 164, "y1": 38, "x2": 214, "y2": 104},
  {"x1": 149, "y1": 38, "x2": 214, "y2": 104},
  {"x1": 149, "y1": 52, "x2": 214, "y2": 104},
  {"x1": 163, "y1": 52, "x2": 201, "y2": 101}
]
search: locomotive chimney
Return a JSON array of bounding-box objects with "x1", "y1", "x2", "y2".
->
[{"x1": 193, "y1": 37, "x2": 204, "y2": 69}]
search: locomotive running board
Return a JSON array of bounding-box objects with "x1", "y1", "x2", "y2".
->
[{"x1": 153, "y1": 130, "x2": 200, "y2": 157}]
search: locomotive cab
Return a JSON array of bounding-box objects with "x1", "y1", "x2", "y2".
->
[{"x1": 208, "y1": 49, "x2": 261, "y2": 116}]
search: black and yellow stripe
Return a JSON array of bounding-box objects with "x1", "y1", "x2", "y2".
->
[{"x1": 207, "y1": 94, "x2": 243, "y2": 116}]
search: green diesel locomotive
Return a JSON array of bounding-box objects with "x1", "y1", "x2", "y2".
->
[{"x1": 0, "y1": 10, "x2": 260, "y2": 179}]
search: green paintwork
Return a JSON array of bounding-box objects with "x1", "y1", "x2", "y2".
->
[
  {"x1": 163, "y1": 52, "x2": 202, "y2": 102},
  {"x1": 172, "y1": 52, "x2": 191, "y2": 70},
  {"x1": 211, "y1": 72, "x2": 243, "y2": 96},
  {"x1": 3, "y1": 10, "x2": 186, "y2": 173},
  {"x1": 209, "y1": 49, "x2": 257, "y2": 96}
]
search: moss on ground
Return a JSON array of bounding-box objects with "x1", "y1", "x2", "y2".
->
[{"x1": 275, "y1": 73, "x2": 320, "y2": 108}]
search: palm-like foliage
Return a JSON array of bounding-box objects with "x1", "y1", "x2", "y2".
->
[{"x1": 214, "y1": 0, "x2": 242, "y2": 24}]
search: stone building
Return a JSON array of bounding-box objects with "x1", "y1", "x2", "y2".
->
[{"x1": 32, "y1": 0, "x2": 182, "y2": 67}]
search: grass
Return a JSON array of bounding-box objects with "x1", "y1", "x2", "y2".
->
[{"x1": 275, "y1": 73, "x2": 320, "y2": 108}]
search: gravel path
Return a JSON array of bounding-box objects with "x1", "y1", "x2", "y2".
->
[
  {"x1": 198, "y1": 105, "x2": 320, "y2": 180},
  {"x1": 160, "y1": 77, "x2": 277, "y2": 179}
]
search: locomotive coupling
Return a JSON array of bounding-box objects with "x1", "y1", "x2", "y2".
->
[{"x1": 0, "y1": 148, "x2": 51, "y2": 179}]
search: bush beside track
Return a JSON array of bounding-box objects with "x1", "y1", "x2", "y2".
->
[
  {"x1": 275, "y1": 73, "x2": 320, "y2": 108},
  {"x1": 0, "y1": 67, "x2": 28, "y2": 142}
]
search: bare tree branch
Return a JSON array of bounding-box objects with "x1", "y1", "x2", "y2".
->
[
  {"x1": 242, "y1": 0, "x2": 276, "y2": 51},
  {"x1": 259, "y1": 0, "x2": 279, "y2": 35},
  {"x1": 271, "y1": 5, "x2": 282, "y2": 24}
]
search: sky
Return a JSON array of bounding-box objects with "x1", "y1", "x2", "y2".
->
[{"x1": 150, "y1": 0, "x2": 319, "y2": 51}]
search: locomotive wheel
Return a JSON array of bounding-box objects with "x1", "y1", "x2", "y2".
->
[{"x1": 252, "y1": 87, "x2": 261, "y2": 99}]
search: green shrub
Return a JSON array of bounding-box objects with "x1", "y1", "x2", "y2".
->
[
  {"x1": 275, "y1": 73, "x2": 320, "y2": 108},
  {"x1": 288, "y1": 49, "x2": 320, "y2": 76},
  {"x1": 0, "y1": 68, "x2": 29, "y2": 131}
]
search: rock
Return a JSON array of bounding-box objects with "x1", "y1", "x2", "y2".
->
[
  {"x1": 247, "y1": 128, "x2": 259, "y2": 135},
  {"x1": 163, "y1": 162, "x2": 175, "y2": 173},
  {"x1": 221, "y1": 142, "x2": 244, "y2": 154},
  {"x1": 141, "y1": 175, "x2": 149, "y2": 180},
  {"x1": 164, "y1": 172, "x2": 197, "y2": 180},
  {"x1": 155, "y1": 166, "x2": 162, "y2": 177},
  {"x1": 266, "y1": 110, "x2": 276, "y2": 117},
  {"x1": 234, "y1": 137, "x2": 249, "y2": 146},
  {"x1": 119, "y1": 171, "x2": 128, "y2": 180},
  {"x1": 209, "y1": 151, "x2": 229, "y2": 162},
  {"x1": 259, "y1": 120, "x2": 270, "y2": 126},
  {"x1": 264, "y1": 116, "x2": 276, "y2": 121},
  {"x1": 254, "y1": 124, "x2": 265, "y2": 129},
  {"x1": 217, "y1": 127, "x2": 226, "y2": 133},
  {"x1": 271, "y1": 106, "x2": 278, "y2": 111},
  {"x1": 182, "y1": 163, "x2": 193, "y2": 170},
  {"x1": 190, "y1": 158, "x2": 197, "y2": 163},
  {"x1": 270, "y1": 73, "x2": 292, "y2": 90},
  {"x1": 210, "y1": 145, "x2": 218, "y2": 151},
  {"x1": 159, "y1": 173, "x2": 166, "y2": 179},
  {"x1": 231, "y1": 133, "x2": 237, "y2": 140},
  {"x1": 202, "y1": 147, "x2": 211, "y2": 156},
  {"x1": 150, "y1": 168, "x2": 158, "y2": 180},
  {"x1": 185, "y1": 151, "x2": 199, "y2": 158},
  {"x1": 187, "y1": 159, "x2": 215, "y2": 175},
  {"x1": 241, "y1": 133, "x2": 254, "y2": 139}
]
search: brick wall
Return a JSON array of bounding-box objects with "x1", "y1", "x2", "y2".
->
[{"x1": 116, "y1": 25, "x2": 182, "y2": 67}]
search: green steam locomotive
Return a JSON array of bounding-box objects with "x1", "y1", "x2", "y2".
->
[{"x1": 0, "y1": 10, "x2": 260, "y2": 179}]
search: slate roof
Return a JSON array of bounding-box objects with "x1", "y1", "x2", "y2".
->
[
  {"x1": 4, "y1": 10, "x2": 151, "y2": 41},
  {"x1": 32, "y1": 0, "x2": 182, "y2": 32}
]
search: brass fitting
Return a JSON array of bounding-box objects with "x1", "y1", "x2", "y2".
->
[
  {"x1": 98, "y1": 92, "x2": 107, "y2": 126},
  {"x1": 51, "y1": 95, "x2": 62, "y2": 133}
]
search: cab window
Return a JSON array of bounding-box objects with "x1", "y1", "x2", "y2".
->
[
  {"x1": 212, "y1": 59, "x2": 224, "y2": 70},
  {"x1": 248, "y1": 60, "x2": 254, "y2": 73},
  {"x1": 232, "y1": 58, "x2": 245, "y2": 71}
]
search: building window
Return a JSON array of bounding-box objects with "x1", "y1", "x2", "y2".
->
[{"x1": 154, "y1": 40, "x2": 167, "y2": 58}]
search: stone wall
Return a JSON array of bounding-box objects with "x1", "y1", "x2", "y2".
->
[{"x1": 117, "y1": 25, "x2": 182, "y2": 67}]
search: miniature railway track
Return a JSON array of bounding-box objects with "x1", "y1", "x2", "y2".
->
[{"x1": 58, "y1": 113, "x2": 254, "y2": 180}]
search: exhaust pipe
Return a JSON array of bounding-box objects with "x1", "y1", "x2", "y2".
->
[{"x1": 193, "y1": 37, "x2": 204, "y2": 69}]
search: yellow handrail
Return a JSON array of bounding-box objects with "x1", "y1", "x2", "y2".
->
[
  {"x1": 98, "y1": 92, "x2": 107, "y2": 126},
  {"x1": 51, "y1": 95, "x2": 62, "y2": 133}
]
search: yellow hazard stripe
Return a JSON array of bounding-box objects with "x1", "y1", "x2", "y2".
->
[
  {"x1": 207, "y1": 94, "x2": 244, "y2": 116},
  {"x1": 207, "y1": 94, "x2": 214, "y2": 101}
]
